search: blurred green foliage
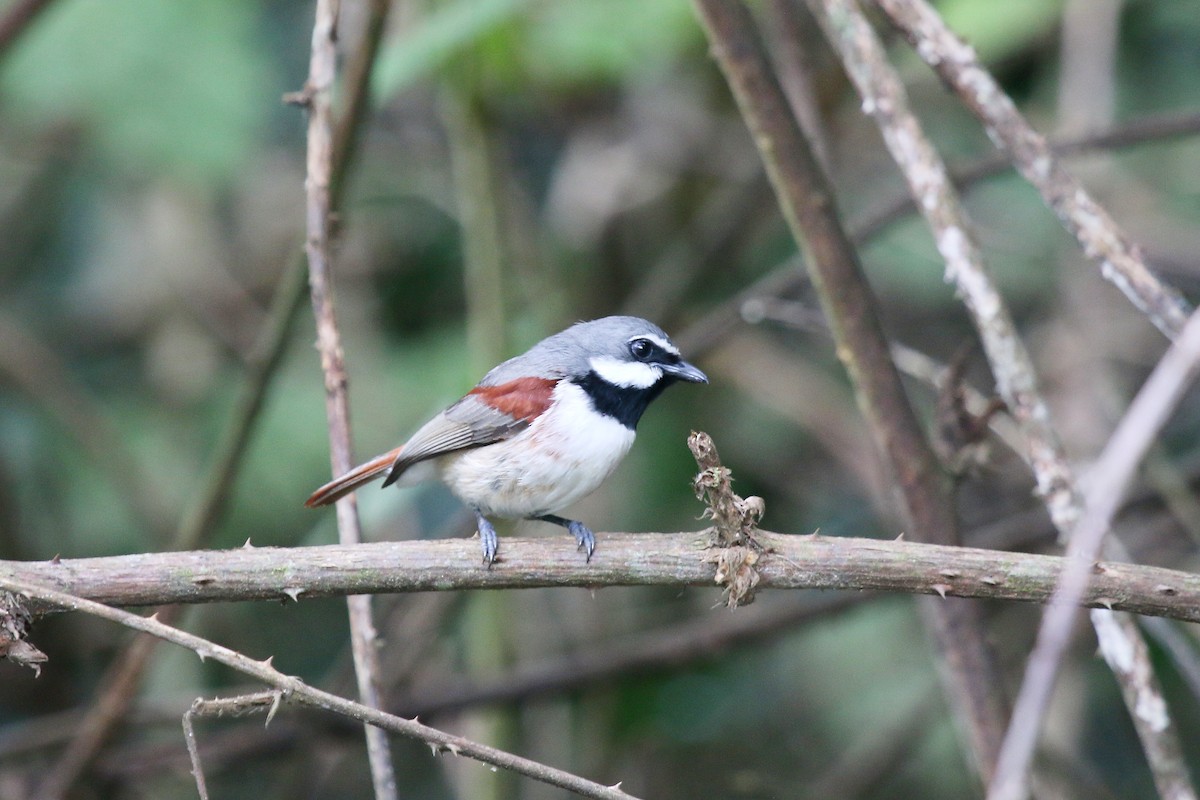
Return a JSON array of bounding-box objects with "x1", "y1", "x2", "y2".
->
[
  {"x1": 2, "y1": 0, "x2": 1200, "y2": 798},
  {"x1": 939, "y1": 0, "x2": 1064, "y2": 62},
  {"x1": 2, "y1": 0, "x2": 275, "y2": 184}
]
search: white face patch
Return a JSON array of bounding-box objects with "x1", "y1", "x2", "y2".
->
[
  {"x1": 629, "y1": 333, "x2": 678, "y2": 356},
  {"x1": 589, "y1": 355, "x2": 662, "y2": 389}
]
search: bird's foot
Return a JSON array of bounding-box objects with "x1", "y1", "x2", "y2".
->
[
  {"x1": 474, "y1": 510, "x2": 499, "y2": 567},
  {"x1": 569, "y1": 520, "x2": 596, "y2": 561},
  {"x1": 537, "y1": 515, "x2": 596, "y2": 562}
]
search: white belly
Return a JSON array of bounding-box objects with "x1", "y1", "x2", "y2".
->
[{"x1": 439, "y1": 381, "x2": 636, "y2": 518}]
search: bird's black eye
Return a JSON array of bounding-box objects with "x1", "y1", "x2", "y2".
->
[{"x1": 629, "y1": 338, "x2": 654, "y2": 361}]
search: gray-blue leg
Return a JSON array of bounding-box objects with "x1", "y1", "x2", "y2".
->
[
  {"x1": 537, "y1": 514, "x2": 596, "y2": 561},
  {"x1": 474, "y1": 509, "x2": 499, "y2": 565}
]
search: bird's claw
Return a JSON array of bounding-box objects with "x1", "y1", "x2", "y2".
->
[
  {"x1": 475, "y1": 511, "x2": 499, "y2": 567},
  {"x1": 535, "y1": 515, "x2": 596, "y2": 561},
  {"x1": 568, "y1": 520, "x2": 595, "y2": 562}
]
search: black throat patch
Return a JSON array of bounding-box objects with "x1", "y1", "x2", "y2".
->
[{"x1": 574, "y1": 371, "x2": 671, "y2": 430}]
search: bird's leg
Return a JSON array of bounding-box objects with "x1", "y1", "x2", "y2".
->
[
  {"x1": 474, "y1": 509, "x2": 499, "y2": 566},
  {"x1": 536, "y1": 514, "x2": 596, "y2": 561}
]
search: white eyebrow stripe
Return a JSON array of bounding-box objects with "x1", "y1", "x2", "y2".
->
[
  {"x1": 629, "y1": 333, "x2": 678, "y2": 355},
  {"x1": 589, "y1": 356, "x2": 662, "y2": 389}
]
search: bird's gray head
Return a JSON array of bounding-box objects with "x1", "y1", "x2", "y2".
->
[
  {"x1": 516, "y1": 316, "x2": 707, "y2": 387},
  {"x1": 483, "y1": 316, "x2": 706, "y2": 430}
]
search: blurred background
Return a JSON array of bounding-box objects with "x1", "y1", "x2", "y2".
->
[{"x1": 2, "y1": 0, "x2": 1200, "y2": 797}]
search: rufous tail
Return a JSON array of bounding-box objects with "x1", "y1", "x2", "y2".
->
[{"x1": 305, "y1": 447, "x2": 403, "y2": 507}]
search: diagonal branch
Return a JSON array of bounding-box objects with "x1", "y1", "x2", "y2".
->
[
  {"x1": 0, "y1": 576, "x2": 639, "y2": 800},
  {"x1": 806, "y1": 4, "x2": 1197, "y2": 798},
  {"x1": 689, "y1": 0, "x2": 1007, "y2": 780},
  {"x1": 852, "y1": 108, "x2": 1200, "y2": 243},
  {"x1": 873, "y1": 0, "x2": 1192, "y2": 340},
  {"x1": 992, "y1": 308, "x2": 1200, "y2": 800}
]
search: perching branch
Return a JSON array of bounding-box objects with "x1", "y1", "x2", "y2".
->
[
  {"x1": 0, "y1": 576, "x2": 639, "y2": 800},
  {"x1": 4, "y1": 533, "x2": 1200, "y2": 622}
]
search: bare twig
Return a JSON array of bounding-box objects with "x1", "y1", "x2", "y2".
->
[
  {"x1": 183, "y1": 691, "x2": 284, "y2": 800},
  {"x1": 0, "y1": 576, "x2": 640, "y2": 800},
  {"x1": 299, "y1": 1, "x2": 397, "y2": 797},
  {"x1": 991, "y1": 308, "x2": 1200, "y2": 800},
  {"x1": 806, "y1": 4, "x2": 1195, "y2": 798},
  {"x1": 806, "y1": 0, "x2": 1077, "y2": 526},
  {"x1": 874, "y1": 0, "x2": 1192, "y2": 340},
  {"x1": 689, "y1": 0, "x2": 1007, "y2": 779},
  {"x1": 676, "y1": 107, "x2": 1200, "y2": 364},
  {"x1": 0, "y1": 594, "x2": 860, "y2": 775},
  {"x1": 6, "y1": 531, "x2": 1200, "y2": 621},
  {"x1": 181, "y1": 704, "x2": 210, "y2": 800},
  {"x1": 853, "y1": 108, "x2": 1200, "y2": 242},
  {"x1": 763, "y1": 0, "x2": 832, "y2": 170},
  {"x1": 1046, "y1": 6, "x2": 1196, "y2": 794}
]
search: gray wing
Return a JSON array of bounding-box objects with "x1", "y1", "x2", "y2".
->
[{"x1": 382, "y1": 394, "x2": 528, "y2": 484}]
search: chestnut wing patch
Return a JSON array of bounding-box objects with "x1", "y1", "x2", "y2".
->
[
  {"x1": 382, "y1": 377, "x2": 557, "y2": 484},
  {"x1": 468, "y1": 376, "x2": 557, "y2": 422}
]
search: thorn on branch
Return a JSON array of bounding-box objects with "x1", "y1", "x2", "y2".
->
[
  {"x1": 282, "y1": 84, "x2": 315, "y2": 108},
  {"x1": 266, "y1": 691, "x2": 284, "y2": 726},
  {"x1": 688, "y1": 431, "x2": 766, "y2": 608}
]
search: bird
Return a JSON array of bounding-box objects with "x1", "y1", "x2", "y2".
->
[{"x1": 305, "y1": 316, "x2": 708, "y2": 564}]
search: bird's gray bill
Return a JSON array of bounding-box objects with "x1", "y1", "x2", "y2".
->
[{"x1": 664, "y1": 360, "x2": 708, "y2": 384}]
